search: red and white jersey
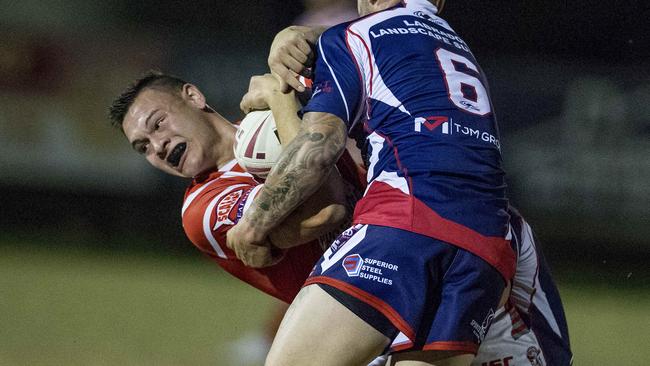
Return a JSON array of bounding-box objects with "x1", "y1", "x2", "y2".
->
[{"x1": 181, "y1": 151, "x2": 364, "y2": 303}]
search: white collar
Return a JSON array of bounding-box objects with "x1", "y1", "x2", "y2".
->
[{"x1": 404, "y1": 0, "x2": 439, "y2": 14}]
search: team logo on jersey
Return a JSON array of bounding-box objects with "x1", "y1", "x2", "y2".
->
[
  {"x1": 213, "y1": 189, "x2": 244, "y2": 230},
  {"x1": 342, "y1": 254, "x2": 363, "y2": 277},
  {"x1": 312, "y1": 80, "x2": 332, "y2": 97},
  {"x1": 526, "y1": 346, "x2": 544, "y2": 366},
  {"x1": 414, "y1": 116, "x2": 448, "y2": 133}
]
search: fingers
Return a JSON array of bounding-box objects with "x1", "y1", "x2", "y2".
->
[
  {"x1": 235, "y1": 242, "x2": 279, "y2": 268},
  {"x1": 294, "y1": 38, "x2": 312, "y2": 59},
  {"x1": 286, "y1": 43, "x2": 310, "y2": 65},
  {"x1": 280, "y1": 51, "x2": 307, "y2": 77},
  {"x1": 283, "y1": 69, "x2": 306, "y2": 93},
  {"x1": 240, "y1": 93, "x2": 253, "y2": 114},
  {"x1": 268, "y1": 59, "x2": 303, "y2": 93},
  {"x1": 240, "y1": 74, "x2": 279, "y2": 113},
  {"x1": 269, "y1": 48, "x2": 312, "y2": 93}
]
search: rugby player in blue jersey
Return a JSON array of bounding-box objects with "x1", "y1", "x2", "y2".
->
[{"x1": 228, "y1": 1, "x2": 571, "y2": 365}]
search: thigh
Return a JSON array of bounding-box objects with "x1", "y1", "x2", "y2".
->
[{"x1": 265, "y1": 284, "x2": 390, "y2": 366}]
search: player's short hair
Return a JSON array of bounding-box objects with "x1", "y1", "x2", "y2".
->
[{"x1": 108, "y1": 70, "x2": 187, "y2": 128}]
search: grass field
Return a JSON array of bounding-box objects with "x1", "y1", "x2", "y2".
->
[{"x1": 1, "y1": 244, "x2": 649, "y2": 365}]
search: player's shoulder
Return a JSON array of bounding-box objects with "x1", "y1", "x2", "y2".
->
[
  {"x1": 182, "y1": 160, "x2": 259, "y2": 219},
  {"x1": 184, "y1": 161, "x2": 254, "y2": 198},
  {"x1": 181, "y1": 161, "x2": 261, "y2": 256},
  {"x1": 319, "y1": 22, "x2": 352, "y2": 45}
]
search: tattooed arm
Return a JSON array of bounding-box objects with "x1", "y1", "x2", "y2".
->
[{"x1": 226, "y1": 111, "x2": 348, "y2": 267}]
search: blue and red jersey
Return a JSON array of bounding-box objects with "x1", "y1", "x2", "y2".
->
[{"x1": 302, "y1": 0, "x2": 514, "y2": 279}]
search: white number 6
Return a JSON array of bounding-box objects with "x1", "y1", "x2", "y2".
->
[{"x1": 435, "y1": 48, "x2": 491, "y2": 116}]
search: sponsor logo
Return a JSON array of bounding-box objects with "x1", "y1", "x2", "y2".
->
[
  {"x1": 235, "y1": 189, "x2": 252, "y2": 222},
  {"x1": 343, "y1": 254, "x2": 363, "y2": 277},
  {"x1": 481, "y1": 357, "x2": 513, "y2": 366},
  {"x1": 343, "y1": 255, "x2": 399, "y2": 286},
  {"x1": 414, "y1": 116, "x2": 448, "y2": 132},
  {"x1": 459, "y1": 100, "x2": 480, "y2": 112},
  {"x1": 418, "y1": 116, "x2": 501, "y2": 149},
  {"x1": 471, "y1": 308, "x2": 496, "y2": 343},
  {"x1": 526, "y1": 346, "x2": 544, "y2": 366},
  {"x1": 213, "y1": 190, "x2": 243, "y2": 230}
]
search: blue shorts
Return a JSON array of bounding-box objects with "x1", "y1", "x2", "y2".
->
[{"x1": 305, "y1": 224, "x2": 506, "y2": 354}]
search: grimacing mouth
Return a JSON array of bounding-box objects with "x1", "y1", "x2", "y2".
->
[{"x1": 167, "y1": 142, "x2": 187, "y2": 167}]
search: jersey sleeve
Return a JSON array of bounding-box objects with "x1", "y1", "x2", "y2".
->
[
  {"x1": 301, "y1": 25, "x2": 364, "y2": 128},
  {"x1": 181, "y1": 174, "x2": 321, "y2": 303},
  {"x1": 182, "y1": 178, "x2": 262, "y2": 259}
]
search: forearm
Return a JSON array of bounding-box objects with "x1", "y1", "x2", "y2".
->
[
  {"x1": 268, "y1": 91, "x2": 303, "y2": 145},
  {"x1": 242, "y1": 112, "x2": 347, "y2": 235},
  {"x1": 269, "y1": 169, "x2": 347, "y2": 248}
]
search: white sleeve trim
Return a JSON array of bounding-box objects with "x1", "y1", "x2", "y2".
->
[
  {"x1": 182, "y1": 179, "x2": 219, "y2": 216},
  {"x1": 202, "y1": 184, "x2": 248, "y2": 258},
  {"x1": 242, "y1": 185, "x2": 264, "y2": 214}
]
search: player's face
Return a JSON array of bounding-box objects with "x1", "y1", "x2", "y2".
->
[{"x1": 122, "y1": 86, "x2": 224, "y2": 178}]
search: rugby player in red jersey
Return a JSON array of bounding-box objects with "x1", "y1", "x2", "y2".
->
[{"x1": 109, "y1": 71, "x2": 364, "y2": 303}]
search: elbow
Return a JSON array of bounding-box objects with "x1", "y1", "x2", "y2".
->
[
  {"x1": 303, "y1": 203, "x2": 347, "y2": 231},
  {"x1": 324, "y1": 204, "x2": 347, "y2": 227}
]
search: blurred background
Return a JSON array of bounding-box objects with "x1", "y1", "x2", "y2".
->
[{"x1": 1, "y1": 0, "x2": 648, "y2": 365}]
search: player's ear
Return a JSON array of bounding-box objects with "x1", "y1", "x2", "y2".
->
[
  {"x1": 182, "y1": 83, "x2": 207, "y2": 109},
  {"x1": 367, "y1": 0, "x2": 381, "y2": 8},
  {"x1": 369, "y1": 0, "x2": 399, "y2": 12}
]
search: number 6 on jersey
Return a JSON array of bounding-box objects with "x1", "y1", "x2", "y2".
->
[{"x1": 436, "y1": 48, "x2": 491, "y2": 116}]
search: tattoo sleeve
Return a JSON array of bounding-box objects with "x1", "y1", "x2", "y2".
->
[{"x1": 243, "y1": 112, "x2": 348, "y2": 233}]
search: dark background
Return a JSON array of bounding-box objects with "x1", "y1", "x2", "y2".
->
[
  {"x1": 1, "y1": 0, "x2": 648, "y2": 272},
  {"x1": 1, "y1": 1, "x2": 649, "y2": 365}
]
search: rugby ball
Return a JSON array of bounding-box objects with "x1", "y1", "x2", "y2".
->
[{"x1": 234, "y1": 110, "x2": 283, "y2": 178}]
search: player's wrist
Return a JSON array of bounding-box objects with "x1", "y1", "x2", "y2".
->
[
  {"x1": 238, "y1": 214, "x2": 270, "y2": 244},
  {"x1": 267, "y1": 89, "x2": 299, "y2": 110}
]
